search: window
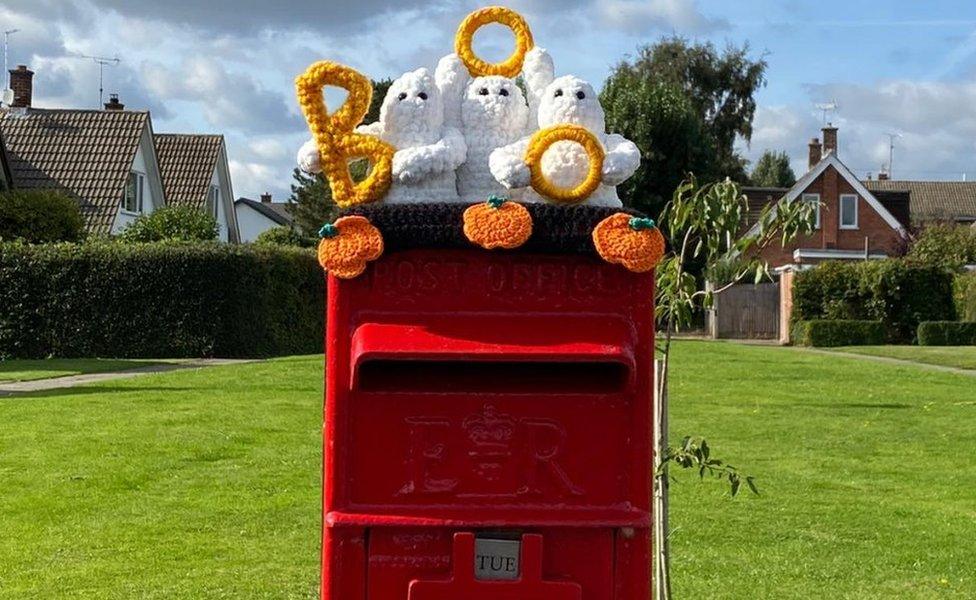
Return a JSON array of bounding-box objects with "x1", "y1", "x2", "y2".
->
[
  {"x1": 802, "y1": 193, "x2": 821, "y2": 229},
  {"x1": 122, "y1": 172, "x2": 144, "y2": 213},
  {"x1": 208, "y1": 185, "x2": 220, "y2": 219},
  {"x1": 840, "y1": 194, "x2": 858, "y2": 229}
]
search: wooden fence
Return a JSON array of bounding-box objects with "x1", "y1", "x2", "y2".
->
[{"x1": 707, "y1": 282, "x2": 780, "y2": 340}]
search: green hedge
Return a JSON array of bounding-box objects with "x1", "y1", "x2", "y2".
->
[
  {"x1": 0, "y1": 241, "x2": 324, "y2": 359},
  {"x1": 791, "y1": 320, "x2": 887, "y2": 347},
  {"x1": 917, "y1": 321, "x2": 976, "y2": 346},
  {"x1": 792, "y1": 260, "x2": 956, "y2": 343},
  {"x1": 955, "y1": 272, "x2": 976, "y2": 322}
]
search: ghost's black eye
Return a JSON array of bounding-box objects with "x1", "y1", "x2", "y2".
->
[
  {"x1": 576, "y1": 91, "x2": 586, "y2": 100},
  {"x1": 554, "y1": 89, "x2": 563, "y2": 97},
  {"x1": 418, "y1": 92, "x2": 428, "y2": 100},
  {"x1": 397, "y1": 92, "x2": 407, "y2": 101},
  {"x1": 478, "y1": 87, "x2": 489, "y2": 95},
  {"x1": 499, "y1": 88, "x2": 509, "y2": 96}
]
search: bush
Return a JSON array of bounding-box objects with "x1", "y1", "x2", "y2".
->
[
  {"x1": 0, "y1": 241, "x2": 324, "y2": 359},
  {"x1": 792, "y1": 260, "x2": 956, "y2": 343},
  {"x1": 0, "y1": 189, "x2": 85, "y2": 243},
  {"x1": 791, "y1": 320, "x2": 887, "y2": 347},
  {"x1": 956, "y1": 272, "x2": 976, "y2": 322},
  {"x1": 917, "y1": 321, "x2": 976, "y2": 346},
  {"x1": 119, "y1": 205, "x2": 218, "y2": 242},
  {"x1": 908, "y1": 224, "x2": 976, "y2": 270},
  {"x1": 254, "y1": 226, "x2": 316, "y2": 248}
]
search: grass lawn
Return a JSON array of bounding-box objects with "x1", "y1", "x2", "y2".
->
[
  {"x1": 1, "y1": 343, "x2": 975, "y2": 598},
  {"x1": 829, "y1": 345, "x2": 976, "y2": 371},
  {"x1": 0, "y1": 358, "x2": 169, "y2": 382}
]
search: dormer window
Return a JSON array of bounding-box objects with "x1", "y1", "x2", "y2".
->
[{"x1": 122, "y1": 171, "x2": 144, "y2": 213}]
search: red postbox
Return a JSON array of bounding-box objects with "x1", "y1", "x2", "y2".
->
[{"x1": 323, "y1": 238, "x2": 655, "y2": 599}]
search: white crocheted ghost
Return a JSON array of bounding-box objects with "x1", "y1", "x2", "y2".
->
[
  {"x1": 489, "y1": 75, "x2": 641, "y2": 207},
  {"x1": 435, "y1": 53, "x2": 540, "y2": 202},
  {"x1": 297, "y1": 67, "x2": 466, "y2": 204}
]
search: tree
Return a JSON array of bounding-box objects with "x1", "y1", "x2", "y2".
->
[
  {"x1": 750, "y1": 150, "x2": 796, "y2": 188},
  {"x1": 286, "y1": 168, "x2": 336, "y2": 237},
  {"x1": 288, "y1": 79, "x2": 390, "y2": 236},
  {"x1": 908, "y1": 223, "x2": 976, "y2": 271},
  {"x1": 254, "y1": 225, "x2": 316, "y2": 248},
  {"x1": 606, "y1": 38, "x2": 767, "y2": 184},
  {"x1": 0, "y1": 189, "x2": 85, "y2": 243},
  {"x1": 118, "y1": 205, "x2": 218, "y2": 243},
  {"x1": 653, "y1": 177, "x2": 817, "y2": 599},
  {"x1": 366, "y1": 78, "x2": 393, "y2": 124},
  {"x1": 601, "y1": 79, "x2": 718, "y2": 217}
]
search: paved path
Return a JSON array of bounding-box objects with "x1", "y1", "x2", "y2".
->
[
  {"x1": 796, "y1": 347, "x2": 976, "y2": 378},
  {"x1": 0, "y1": 359, "x2": 256, "y2": 396}
]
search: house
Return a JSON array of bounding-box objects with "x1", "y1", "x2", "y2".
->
[
  {"x1": 0, "y1": 64, "x2": 241, "y2": 241},
  {"x1": 744, "y1": 124, "x2": 910, "y2": 268},
  {"x1": 234, "y1": 193, "x2": 295, "y2": 242},
  {"x1": 729, "y1": 125, "x2": 912, "y2": 343},
  {"x1": 155, "y1": 133, "x2": 240, "y2": 242},
  {"x1": 0, "y1": 67, "x2": 164, "y2": 235}
]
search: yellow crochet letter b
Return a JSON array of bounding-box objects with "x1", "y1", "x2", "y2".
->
[
  {"x1": 296, "y1": 61, "x2": 395, "y2": 207},
  {"x1": 526, "y1": 124, "x2": 605, "y2": 204}
]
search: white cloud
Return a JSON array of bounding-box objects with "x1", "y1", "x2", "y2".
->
[
  {"x1": 229, "y1": 158, "x2": 278, "y2": 199},
  {"x1": 741, "y1": 104, "x2": 820, "y2": 177},
  {"x1": 249, "y1": 138, "x2": 288, "y2": 161},
  {"x1": 141, "y1": 57, "x2": 302, "y2": 135},
  {"x1": 741, "y1": 78, "x2": 976, "y2": 182}
]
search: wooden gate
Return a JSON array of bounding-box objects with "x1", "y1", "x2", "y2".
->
[{"x1": 707, "y1": 282, "x2": 780, "y2": 340}]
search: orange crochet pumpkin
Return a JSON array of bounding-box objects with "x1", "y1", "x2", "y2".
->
[
  {"x1": 316, "y1": 215, "x2": 384, "y2": 279},
  {"x1": 592, "y1": 213, "x2": 665, "y2": 273},
  {"x1": 463, "y1": 196, "x2": 533, "y2": 250}
]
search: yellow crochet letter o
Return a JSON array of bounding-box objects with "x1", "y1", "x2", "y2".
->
[
  {"x1": 525, "y1": 124, "x2": 605, "y2": 204},
  {"x1": 296, "y1": 61, "x2": 395, "y2": 207},
  {"x1": 455, "y1": 6, "x2": 534, "y2": 78}
]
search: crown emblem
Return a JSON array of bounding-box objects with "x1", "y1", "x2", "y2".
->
[
  {"x1": 463, "y1": 405, "x2": 515, "y2": 482},
  {"x1": 463, "y1": 405, "x2": 515, "y2": 449}
]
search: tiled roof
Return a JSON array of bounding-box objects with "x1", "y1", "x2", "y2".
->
[
  {"x1": 155, "y1": 134, "x2": 223, "y2": 209},
  {"x1": 0, "y1": 108, "x2": 149, "y2": 234},
  {"x1": 234, "y1": 197, "x2": 294, "y2": 226},
  {"x1": 863, "y1": 179, "x2": 976, "y2": 222}
]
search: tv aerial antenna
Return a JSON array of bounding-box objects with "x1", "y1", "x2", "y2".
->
[
  {"x1": 3, "y1": 28, "x2": 20, "y2": 102},
  {"x1": 883, "y1": 132, "x2": 903, "y2": 178},
  {"x1": 815, "y1": 100, "x2": 838, "y2": 126},
  {"x1": 77, "y1": 54, "x2": 121, "y2": 107}
]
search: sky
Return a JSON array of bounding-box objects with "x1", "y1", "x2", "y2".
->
[{"x1": 4, "y1": 0, "x2": 976, "y2": 200}]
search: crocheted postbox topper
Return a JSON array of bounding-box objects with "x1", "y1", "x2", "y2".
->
[{"x1": 295, "y1": 6, "x2": 664, "y2": 278}]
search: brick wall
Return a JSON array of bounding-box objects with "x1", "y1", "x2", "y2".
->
[{"x1": 756, "y1": 165, "x2": 905, "y2": 267}]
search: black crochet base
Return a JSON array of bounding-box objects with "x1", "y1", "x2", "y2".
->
[{"x1": 341, "y1": 202, "x2": 643, "y2": 255}]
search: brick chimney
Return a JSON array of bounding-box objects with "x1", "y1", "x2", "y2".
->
[
  {"x1": 822, "y1": 123, "x2": 838, "y2": 156},
  {"x1": 104, "y1": 93, "x2": 124, "y2": 111},
  {"x1": 9, "y1": 65, "x2": 34, "y2": 108},
  {"x1": 808, "y1": 137, "x2": 822, "y2": 170},
  {"x1": 260, "y1": 192, "x2": 272, "y2": 203}
]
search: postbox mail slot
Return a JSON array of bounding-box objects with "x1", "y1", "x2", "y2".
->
[
  {"x1": 357, "y1": 359, "x2": 629, "y2": 394},
  {"x1": 350, "y1": 319, "x2": 635, "y2": 393}
]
